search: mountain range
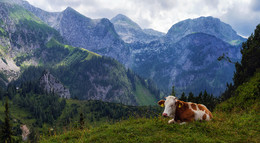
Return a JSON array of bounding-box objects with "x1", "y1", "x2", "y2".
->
[
  {"x1": 0, "y1": 0, "x2": 160, "y2": 105},
  {"x1": 0, "y1": 0, "x2": 247, "y2": 100}
]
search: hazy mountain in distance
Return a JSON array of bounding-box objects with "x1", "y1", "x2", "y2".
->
[{"x1": 111, "y1": 14, "x2": 164, "y2": 43}]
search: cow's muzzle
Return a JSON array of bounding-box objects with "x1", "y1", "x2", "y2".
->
[{"x1": 162, "y1": 113, "x2": 168, "y2": 117}]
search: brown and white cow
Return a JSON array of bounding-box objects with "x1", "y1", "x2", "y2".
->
[{"x1": 158, "y1": 96, "x2": 213, "y2": 124}]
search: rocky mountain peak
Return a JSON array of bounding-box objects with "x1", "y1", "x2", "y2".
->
[
  {"x1": 111, "y1": 14, "x2": 163, "y2": 43},
  {"x1": 111, "y1": 14, "x2": 142, "y2": 31},
  {"x1": 63, "y1": 6, "x2": 76, "y2": 13},
  {"x1": 166, "y1": 16, "x2": 246, "y2": 44}
]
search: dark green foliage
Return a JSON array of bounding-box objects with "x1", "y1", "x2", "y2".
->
[
  {"x1": 28, "y1": 127, "x2": 39, "y2": 143},
  {"x1": 220, "y1": 83, "x2": 235, "y2": 101},
  {"x1": 187, "y1": 92, "x2": 195, "y2": 102},
  {"x1": 0, "y1": 72, "x2": 8, "y2": 89},
  {"x1": 14, "y1": 55, "x2": 161, "y2": 105},
  {"x1": 233, "y1": 24, "x2": 260, "y2": 87},
  {"x1": 12, "y1": 19, "x2": 63, "y2": 48},
  {"x1": 171, "y1": 85, "x2": 176, "y2": 96},
  {"x1": 6, "y1": 84, "x2": 17, "y2": 99},
  {"x1": 79, "y1": 113, "x2": 84, "y2": 129},
  {"x1": 1, "y1": 58, "x2": 7, "y2": 65},
  {"x1": 221, "y1": 24, "x2": 260, "y2": 101},
  {"x1": 0, "y1": 97, "x2": 14, "y2": 143},
  {"x1": 12, "y1": 82, "x2": 66, "y2": 126},
  {"x1": 179, "y1": 92, "x2": 187, "y2": 101},
  {"x1": 217, "y1": 53, "x2": 236, "y2": 64},
  {"x1": 12, "y1": 66, "x2": 45, "y2": 85},
  {"x1": 178, "y1": 90, "x2": 218, "y2": 111},
  {"x1": 127, "y1": 69, "x2": 136, "y2": 90}
]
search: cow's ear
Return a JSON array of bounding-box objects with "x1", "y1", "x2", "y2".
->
[
  {"x1": 158, "y1": 100, "x2": 165, "y2": 107},
  {"x1": 177, "y1": 101, "x2": 183, "y2": 108}
]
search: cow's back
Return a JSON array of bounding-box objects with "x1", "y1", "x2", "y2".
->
[
  {"x1": 175, "y1": 101, "x2": 212, "y2": 122},
  {"x1": 196, "y1": 104, "x2": 213, "y2": 121}
]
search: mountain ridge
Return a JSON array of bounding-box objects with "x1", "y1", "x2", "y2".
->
[
  {"x1": 0, "y1": 2, "x2": 161, "y2": 105},
  {"x1": 165, "y1": 16, "x2": 246, "y2": 45}
]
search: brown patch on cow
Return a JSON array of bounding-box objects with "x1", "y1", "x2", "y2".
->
[
  {"x1": 176, "y1": 100, "x2": 186, "y2": 110},
  {"x1": 175, "y1": 101, "x2": 195, "y2": 122},
  {"x1": 175, "y1": 107, "x2": 195, "y2": 122},
  {"x1": 202, "y1": 114, "x2": 207, "y2": 120},
  {"x1": 191, "y1": 103, "x2": 197, "y2": 110},
  {"x1": 157, "y1": 100, "x2": 165, "y2": 106},
  {"x1": 198, "y1": 104, "x2": 213, "y2": 119},
  {"x1": 198, "y1": 104, "x2": 206, "y2": 111},
  {"x1": 173, "y1": 100, "x2": 213, "y2": 123}
]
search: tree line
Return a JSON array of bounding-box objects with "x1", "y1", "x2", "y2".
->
[
  {"x1": 220, "y1": 24, "x2": 260, "y2": 101},
  {"x1": 170, "y1": 86, "x2": 218, "y2": 111}
]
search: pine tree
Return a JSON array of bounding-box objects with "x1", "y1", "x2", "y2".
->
[
  {"x1": 188, "y1": 92, "x2": 194, "y2": 102},
  {"x1": 1, "y1": 97, "x2": 13, "y2": 143},
  {"x1": 171, "y1": 85, "x2": 176, "y2": 96},
  {"x1": 179, "y1": 92, "x2": 187, "y2": 101},
  {"x1": 233, "y1": 24, "x2": 260, "y2": 87}
]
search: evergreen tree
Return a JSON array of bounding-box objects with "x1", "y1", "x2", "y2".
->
[
  {"x1": 202, "y1": 90, "x2": 208, "y2": 103},
  {"x1": 233, "y1": 24, "x2": 260, "y2": 87},
  {"x1": 188, "y1": 92, "x2": 194, "y2": 102},
  {"x1": 221, "y1": 24, "x2": 260, "y2": 101},
  {"x1": 171, "y1": 85, "x2": 176, "y2": 96},
  {"x1": 0, "y1": 87, "x2": 4, "y2": 100},
  {"x1": 179, "y1": 92, "x2": 187, "y2": 101},
  {"x1": 1, "y1": 97, "x2": 14, "y2": 143},
  {"x1": 197, "y1": 91, "x2": 203, "y2": 103}
]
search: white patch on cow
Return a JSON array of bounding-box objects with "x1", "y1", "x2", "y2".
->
[
  {"x1": 194, "y1": 110, "x2": 206, "y2": 120},
  {"x1": 179, "y1": 122, "x2": 186, "y2": 125},
  {"x1": 188, "y1": 103, "x2": 191, "y2": 109},
  {"x1": 188, "y1": 103, "x2": 211, "y2": 121},
  {"x1": 206, "y1": 114, "x2": 210, "y2": 121},
  {"x1": 163, "y1": 96, "x2": 177, "y2": 118},
  {"x1": 168, "y1": 119, "x2": 176, "y2": 124},
  {"x1": 195, "y1": 104, "x2": 199, "y2": 111}
]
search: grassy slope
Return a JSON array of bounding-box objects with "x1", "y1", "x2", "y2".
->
[
  {"x1": 40, "y1": 72, "x2": 260, "y2": 143},
  {"x1": 134, "y1": 81, "x2": 157, "y2": 106}
]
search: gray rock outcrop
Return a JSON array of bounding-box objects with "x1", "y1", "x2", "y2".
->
[{"x1": 39, "y1": 70, "x2": 70, "y2": 99}]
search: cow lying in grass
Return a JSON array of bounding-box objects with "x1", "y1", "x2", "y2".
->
[{"x1": 158, "y1": 96, "x2": 213, "y2": 124}]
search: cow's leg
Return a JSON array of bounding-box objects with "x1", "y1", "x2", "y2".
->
[
  {"x1": 168, "y1": 118, "x2": 176, "y2": 124},
  {"x1": 179, "y1": 122, "x2": 186, "y2": 125}
]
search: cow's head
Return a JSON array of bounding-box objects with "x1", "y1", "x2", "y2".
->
[{"x1": 158, "y1": 96, "x2": 178, "y2": 118}]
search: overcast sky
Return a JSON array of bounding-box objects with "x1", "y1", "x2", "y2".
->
[{"x1": 26, "y1": 0, "x2": 260, "y2": 37}]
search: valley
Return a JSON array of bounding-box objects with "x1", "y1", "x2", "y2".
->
[{"x1": 0, "y1": 0, "x2": 259, "y2": 142}]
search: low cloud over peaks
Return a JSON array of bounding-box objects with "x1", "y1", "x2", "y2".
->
[{"x1": 27, "y1": 0, "x2": 260, "y2": 37}]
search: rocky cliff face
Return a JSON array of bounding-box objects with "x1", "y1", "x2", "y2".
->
[
  {"x1": 18, "y1": 2, "x2": 130, "y2": 65},
  {"x1": 39, "y1": 70, "x2": 70, "y2": 99},
  {"x1": 130, "y1": 32, "x2": 242, "y2": 96},
  {"x1": 55, "y1": 8, "x2": 130, "y2": 65}
]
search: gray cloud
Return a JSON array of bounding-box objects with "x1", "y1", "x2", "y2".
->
[
  {"x1": 251, "y1": 0, "x2": 260, "y2": 11},
  {"x1": 26, "y1": 0, "x2": 260, "y2": 37},
  {"x1": 218, "y1": 0, "x2": 260, "y2": 37}
]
